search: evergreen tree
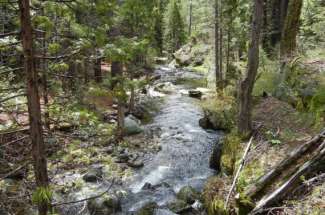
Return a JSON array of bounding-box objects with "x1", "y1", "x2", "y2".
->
[{"x1": 164, "y1": 0, "x2": 186, "y2": 55}]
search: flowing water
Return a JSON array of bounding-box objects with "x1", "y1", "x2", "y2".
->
[
  {"x1": 120, "y1": 66, "x2": 221, "y2": 213},
  {"x1": 58, "y1": 66, "x2": 221, "y2": 215}
]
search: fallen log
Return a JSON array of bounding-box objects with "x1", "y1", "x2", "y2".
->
[
  {"x1": 244, "y1": 130, "x2": 325, "y2": 199},
  {"x1": 251, "y1": 140, "x2": 325, "y2": 214}
]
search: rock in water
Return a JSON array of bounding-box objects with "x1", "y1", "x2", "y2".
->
[
  {"x1": 176, "y1": 186, "x2": 200, "y2": 204},
  {"x1": 87, "y1": 194, "x2": 121, "y2": 215},
  {"x1": 83, "y1": 167, "x2": 103, "y2": 182},
  {"x1": 124, "y1": 115, "x2": 143, "y2": 135},
  {"x1": 136, "y1": 202, "x2": 158, "y2": 215},
  {"x1": 167, "y1": 199, "x2": 189, "y2": 213},
  {"x1": 209, "y1": 142, "x2": 222, "y2": 172},
  {"x1": 188, "y1": 90, "x2": 202, "y2": 99}
]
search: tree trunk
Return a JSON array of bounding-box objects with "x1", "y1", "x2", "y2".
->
[
  {"x1": 117, "y1": 99, "x2": 125, "y2": 139},
  {"x1": 214, "y1": 0, "x2": 221, "y2": 91},
  {"x1": 129, "y1": 85, "x2": 135, "y2": 113},
  {"x1": 188, "y1": 0, "x2": 193, "y2": 37},
  {"x1": 111, "y1": 61, "x2": 122, "y2": 90},
  {"x1": 280, "y1": 0, "x2": 303, "y2": 60},
  {"x1": 238, "y1": 0, "x2": 263, "y2": 135},
  {"x1": 94, "y1": 55, "x2": 102, "y2": 83},
  {"x1": 219, "y1": 2, "x2": 223, "y2": 91},
  {"x1": 18, "y1": 1, "x2": 49, "y2": 215}
]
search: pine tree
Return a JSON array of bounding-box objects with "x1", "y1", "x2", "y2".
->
[{"x1": 164, "y1": 0, "x2": 186, "y2": 55}]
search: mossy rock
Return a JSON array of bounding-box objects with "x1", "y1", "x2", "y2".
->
[
  {"x1": 200, "y1": 96, "x2": 236, "y2": 131},
  {"x1": 167, "y1": 199, "x2": 189, "y2": 213},
  {"x1": 136, "y1": 202, "x2": 158, "y2": 215},
  {"x1": 176, "y1": 186, "x2": 200, "y2": 204},
  {"x1": 87, "y1": 194, "x2": 121, "y2": 215}
]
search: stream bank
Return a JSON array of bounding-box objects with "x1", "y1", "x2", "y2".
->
[{"x1": 55, "y1": 65, "x2": 221, "y2": 215}]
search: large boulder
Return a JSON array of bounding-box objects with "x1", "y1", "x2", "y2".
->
[
  {"x1": 199, "y1": 108, "x2": 234, "y2": 131},
  {"x1": 173, "y1": 44, "x2": 192, "y2": 67},
  {"x1": 87, "y1": 194, "x2": 121, "y2": 215},
  {"x1": 176, "y1": 186, "x2": 200, "y2": 204},
  {"x1": 124, "y1": 115, "x2": 143, "y2": 135}
]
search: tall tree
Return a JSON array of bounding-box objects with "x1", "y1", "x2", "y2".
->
[
  {"x1": 188, "y1": 0, "x2": 193, "y2": 36},
  {"x1": 215, "y1": 0, "x2": 222, "y2": 91},
  {"x1": 164, "y1": 0, "x2": 186, "y2": 55},
  {"x1": 280, "y1": 0, "x2": 303, "y2": 60},
  {"x1": 279, "y1": 0, "x2": 303, "y2": 82},
  {"x1": 238, "y1": 0, "x2": 264, "y2": 135},
  {"x1": 18, "y1": 0, "x2": 49, "y2": 214}
]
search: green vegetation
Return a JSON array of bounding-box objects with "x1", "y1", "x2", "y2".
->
[{"x1": 0, "y1": 0, "x2": 324, "y2": 214}]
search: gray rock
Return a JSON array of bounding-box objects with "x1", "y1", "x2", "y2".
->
[
  {"x1": 127, "y1": 159, "x2": 144, "y2": 168},
  {"x1": 87, "y1": 194, "x2": 121, "y2": 215},
  {"x1": 116, "y1": 152, "x2": 130, "y2": 163},
  {"x1": 173, "y1": 44, "x2": 192, "y2": 67},
  {"x1": 136, "y1": 202, "x2": 158, "y2": 215},
  {"x1": 124, "y1": 115, "x2": 144, "y2": 135},
  {"x1": 83, "y1": 167, "x2": 103, "y2": 182},
  {"x1": 176, "y1": 186, "x2": 200, "y2": 204}
]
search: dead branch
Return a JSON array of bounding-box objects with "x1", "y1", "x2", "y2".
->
[
  {"x1": 0, "y1": 93, "x2": 27, "y2": 104},
  {"x1": 0, "y1": 161, "x2": 30, "y2": 180},
  {"x1": 251, "y1": 140, "x2": 325, "y2": 214},
  {"x1": 51, "y1": 179, "x2": 114, "y2": 207},
  {"x1": 0, "y1": 135, "x2": 29, "y2": 148},
  {"x1": 225, "y1": 136, "x2": 254, "y2": 209},
  {"x1": 245, "y1": 130, "x2": 325, "y2": 199}
]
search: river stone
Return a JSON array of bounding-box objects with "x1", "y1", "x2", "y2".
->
[
  {"x1": 188, "y1": 90, "x2": 202, "y2": 99},
  {"x1": 127, "y1": 159, "x2": 144, "y2": 168},
  {"x1": 209, "y1": 142, "x2": 222, "y2": 172},
  {"x1": 116, "y1": 152, "x2": 130, "y2": 163},
  {"x1": 124, "y1": 115, "x2": 143, "y2": 135},
  {"x1": 167, "y1": 199, "x2": 189, "y2": 213},
  {"x1": 136, "y1": 202, "x2": 158, "y2": 215},
  {"x1": 176, "y1": 186, "x2": 200, "y2": 204},
  {"x1": 83, "y1": 167, "x2": 103, "y2": 182},
  {"x1": 87, "y1": 194, "x2": 121, "y2": 215}
]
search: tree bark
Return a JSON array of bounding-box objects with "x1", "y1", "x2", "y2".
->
[
  {"x1": 188, "y1": 0, "x2": 193, "y2": 37},
  {"x1": 280, "y1": 0, "x2": 303, "y2": 60},
  {"x1": 94, "y1": 55, "x2": 102, "y2": 83},
  {"x1": 111, "y1": 61, "x2": 122, "y2": 90},
  {"x1": 214, "y1": 0, "x2": 222, "y2": 91},
  {"x1": 238, "y1": 0, "x2": 263, "y2": 135},
  {"x1": 18, "y1": 0, "x2": 49, "y2": 214}
]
